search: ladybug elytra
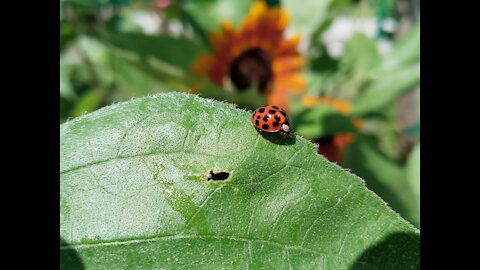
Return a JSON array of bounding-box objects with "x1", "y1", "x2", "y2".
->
[{"x1": 252, "y1": 105, "x2": 291, "y2": 135}]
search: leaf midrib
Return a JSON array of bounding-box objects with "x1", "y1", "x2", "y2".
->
[{"x1": 59, "y1": 233, "x2": 339, "y2": 258}]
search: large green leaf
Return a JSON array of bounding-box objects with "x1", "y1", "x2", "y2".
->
[{"x1": 60, "y1": 93, "x2": 419, "y2": 269}]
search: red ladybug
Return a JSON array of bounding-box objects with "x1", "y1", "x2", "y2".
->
[{"x1": 252, "y1": 105, "x2": 291, "y2": 135}]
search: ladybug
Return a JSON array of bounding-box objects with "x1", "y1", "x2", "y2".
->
[{"x1": 252, "y1": 105, "x2": 291, "y2": 135}]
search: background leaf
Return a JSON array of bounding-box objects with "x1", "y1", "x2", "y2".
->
[
  {"x1": 181, "y1": 0, "x2": 255, "y2": 32},
  {"x1": 405, "y1": 142, "x2": 420, "y2": 226},
  {"x1": 292, "y1": 105, "x2": 356, "y2": 139},
  {"x1": 70, "y1": 90, "x2": 104, "y2": 117},
  {"x1": 282, "y1": 0, "x2": 334, "y2": 38},
  {"x1": 61, "y1": 93, "x2": 419, "y2": 269},
  {"x1": 343, "y1": 134, "x2": 419, "y2": 227},
  {"x1": 102, "y1": 30, "x2": 205, "y2": 71},
  {"x1": 351, "y1": 64, "x2": 420, "y2": 116},
  {"x1": 376, "y1": 23, "x2": 420, "y2": 74}
]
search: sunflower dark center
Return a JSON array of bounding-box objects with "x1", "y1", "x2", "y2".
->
[{"x1": 229, "y1": 48, "x2": 273, "y2": 93}]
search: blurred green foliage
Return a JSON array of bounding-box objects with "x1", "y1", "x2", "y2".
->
[{"x1": 60, "y1": 0, "x2": 419, "y2": 227}]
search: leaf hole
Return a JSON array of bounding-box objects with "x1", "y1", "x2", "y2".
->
[{"x1": 204, "y1": 170, "x2": 230, "y2": 181}]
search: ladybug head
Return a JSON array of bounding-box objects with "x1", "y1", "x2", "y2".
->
[{"x1": 280, "y1": 121, "x2": 291, "y2": 135}]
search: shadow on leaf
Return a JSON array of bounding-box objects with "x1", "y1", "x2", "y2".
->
[
  {"x1": 60, "y1": 237, "x2": 85, "y2": 270},
  {"x1": 258, "y1": 131, "x2": 296, "y2": 145},
  {"x1": 350, "y1": 232, "x2": 420, "y2": 270}
]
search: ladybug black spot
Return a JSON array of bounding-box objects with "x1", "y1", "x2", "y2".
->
[
  {"x1": 279, "y1": 110, "x2": 286, "y2": 117},
  {"x1": 258, "y1": 108, "x2": 265, "y2": 113},
  {"x1": 268, "y1": 109, "x2": 277, "y2": 114},
  {"x1": 272, "y1": 121, "x2": 279, "y2": 127},
  {"x1": 274, "y1": 115, "x2": 281, "y2": 122},
  {"x1": 256, "y1": 115, "x2": 261, "y2": 119},
  {"x1": 272, "y1": 106, "x2": 279, "y2": 109},
  {"x1": 262, "y1": 124, "x2": 269, "y2": 130},
  {"x1": 262, "y1": 114, "x2": 270, "y2": 122},
  {"x1": 255, "y1": 120, "x2": 260, "y2": 126}
]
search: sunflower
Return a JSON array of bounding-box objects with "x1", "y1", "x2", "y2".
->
[
  {"x1": 301, "y1": 95, "x2": 362, "y2": 164},
  {"x1": 191, "y1": 0, "x2": 306, "y2": 110}
]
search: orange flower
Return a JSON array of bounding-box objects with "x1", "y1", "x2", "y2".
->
[
  {"x1": 301, "y1": 95, "x2": 361, "y2": 164},
  {"x1": 191, "y1": 1, "x2": 306, "y2": 110},
  {"x1": 315, "y1": 134, "x2": 354, "y2": 164}
]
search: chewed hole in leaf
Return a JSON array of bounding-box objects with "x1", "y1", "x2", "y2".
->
[{"x1": 204, "y1": 170, "x2": 230, "y2": 181}]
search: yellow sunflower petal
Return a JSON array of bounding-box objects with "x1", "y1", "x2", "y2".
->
[
  {"x1": 242, "y1": 1, "x2": 268, "y2": 30},
  {"x1": 272, "y1": 55, "x2": 305, "y2": 74},
  {"x1": 275, "y1": 35, "x2": 301, "y2": 56}
]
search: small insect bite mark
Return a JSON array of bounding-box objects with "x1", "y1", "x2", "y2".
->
[{"x1": 205, "y1": 170, "x2": 230, "y2": 181}]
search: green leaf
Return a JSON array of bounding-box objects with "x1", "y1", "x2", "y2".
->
[
  {"x1": 292, "y1": 106, "x2": 356, "y2": 139},
  {"x1": 102, "y1": 30, "x2": 205, "y2": 71},
  {"x1": 109, "y1": 53, "x2": 169, "y2": 97},
  {"x1": 376, "y1": 23, "x2": 420, "y2": 74},
  {"x1": 343, "y1": 135, "x2": 418, "y2": 228},
  {"x1": 351, "y1": 64, "x2": 420, "y2": 115},
  {"x1": 181, "y1": 0, "x2": 255, "y2": 32},
  {"x1": 405, "y1": 142, "x2": 420, "y2": 227},
  {"x1": 70, "y1": 90, "x2": 104, "y2": 118},
  {"x1": 60, "y1": 59, "x2": 77, "y2": 102},
  {"x1": 341, "y1": 34, "x2": 380, "y2": 77},
  {"x1": 198, "y1": 79, "x2": 229, "y2": 101},
  {"x1": 198, "y1": 80, "x2": 266, "y2": 110},
  {"x1": 76, "y1": 35, "x2": 115, "y2": 86},
  {"x1": 61, "y1": 93, "x2": 419, "y2": 269},
  {"x1": 283, "y1": 0, "x2": 334, "y2": 38}
]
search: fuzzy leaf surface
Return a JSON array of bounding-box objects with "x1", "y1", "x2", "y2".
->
[{"x1": 60, "y1": 93, "x2": 419, "y2": 269}]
